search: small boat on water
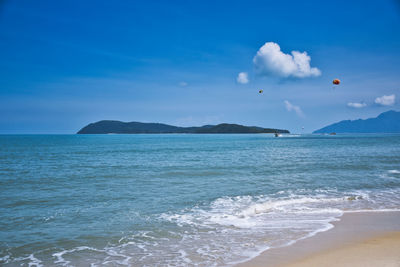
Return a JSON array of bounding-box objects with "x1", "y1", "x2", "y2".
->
[
  {"x1": 274, "y1": 133, "x2": 282, "y2": 137},
  {"x1": 329, "y1": 132, "x2": 336, "y2": 135}
]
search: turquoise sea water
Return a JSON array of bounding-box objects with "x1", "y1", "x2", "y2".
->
[{"x1": 1, "y1": 134, "x2": 400, "y2": 266}]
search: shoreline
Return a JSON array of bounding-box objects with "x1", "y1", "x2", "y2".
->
[{"x1": 236, "y1": 211, "x2": 400, "y2": 267}]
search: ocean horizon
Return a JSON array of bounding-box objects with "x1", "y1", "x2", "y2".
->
[{"x1": 1, "y1": 133, "x2": 400, "y2": 266}]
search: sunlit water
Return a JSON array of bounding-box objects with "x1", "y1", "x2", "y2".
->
[{"x1": 1, "y1": 134, "x2": 400, "y2": 266}]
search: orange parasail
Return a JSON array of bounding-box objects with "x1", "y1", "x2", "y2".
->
[{"x1": 333, "y1": 79, "x2": 340, "y2": 85}]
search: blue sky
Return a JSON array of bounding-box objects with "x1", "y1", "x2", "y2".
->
[{"x1": 1, "y1": 0, "x2": 399, "y2": 133}]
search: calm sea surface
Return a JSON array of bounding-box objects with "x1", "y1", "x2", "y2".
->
[{"x1": 1, "y1": 134, "x2": 400, "y2": 266}]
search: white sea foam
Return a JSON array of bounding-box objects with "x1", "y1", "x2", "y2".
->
[
  {"x1": 0, "y1": 255, "x2": 10, "y2": 264},
  {"x1": 11, "y1": 254, "x2": 43, "y2": 267},
  {"x1": 27, "y1": 254, "x2": 43, "y2": 267},
  {"x1": 52, "y1": 245, "x2": 133, "y2": 267},
  {"x1": 53, "y1": 246, "x2": 97, "y2": 266},
  {"x1": 163, "y1": 194, "x2": 348, "y2": 226}
]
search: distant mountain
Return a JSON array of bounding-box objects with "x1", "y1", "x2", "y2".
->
[
  {"x1": 313, "y1": 110, "x2": 400, "y2": 133},
  {"x1": 77, "y1": 121, "x2": 289, "y2": 134}
]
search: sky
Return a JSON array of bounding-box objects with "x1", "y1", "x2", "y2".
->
[{"x1": 0, "y1": 0, "x2": 399, "y2": 133}]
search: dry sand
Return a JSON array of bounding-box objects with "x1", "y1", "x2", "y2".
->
[{"x1": 236, "y1": 211, "x2": 400, "y2": 267}]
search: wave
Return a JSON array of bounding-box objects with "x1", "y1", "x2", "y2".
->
[
  {"x1": 158, "y1": 187, "x2": 400, "y2": 265},
  {"x1": 161, "y1": 187, "x2": 400, "y2": 228}
]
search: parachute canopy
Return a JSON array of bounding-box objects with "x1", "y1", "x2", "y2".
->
[
  {"x1": 333, "y1": 79, "x2": 340, "y2": 85},
  {"x1": 259, "y1": 89, "x2": 263, "y2": 93}
]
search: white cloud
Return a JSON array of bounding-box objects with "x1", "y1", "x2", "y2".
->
[
  {"x1": 179, "y1": 81, "x2": 188, "y2": 87},
  {"x1": 236, "y1": 72, "x2": 249, "y2": 84},
  {"x1": 347, "y1": 102, "x2": 367, "y2": 108},
  {"x1": 253, "y1": 42, "x2": 321, "y2": 78},
  {"x1": 284, "y1": 100, "x2": 304, "y2": 117},
  {"x1": 375, "y1": 94, "x2": 395, "y2": 106}
]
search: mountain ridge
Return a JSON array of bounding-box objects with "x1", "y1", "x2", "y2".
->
[{"x1": 313, "y1": 110, "x2": 400, "y2": 133}]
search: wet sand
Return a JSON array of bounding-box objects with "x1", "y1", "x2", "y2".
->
[{"x1": 236, "y1": 211, "x2": 400, "y2": 267}]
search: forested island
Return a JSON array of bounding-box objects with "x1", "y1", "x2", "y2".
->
[{"x1": 77, "y1": 120, "x2": 290, "y2": 134}]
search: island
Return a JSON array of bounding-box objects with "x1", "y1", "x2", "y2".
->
[
  {"x1": 313, "y1": 110, "x2": 400, "y2": 133},
  {"x1": 77, "y1": 121, "x2": 290, "y2": 134}
]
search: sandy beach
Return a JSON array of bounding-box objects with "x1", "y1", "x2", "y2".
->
[
  {"x1": 237, "y1": 211, "x2": 400, "y2": 267},
  {"x1": 280, "y1": 232, "x2": 400, "y2": 267}
]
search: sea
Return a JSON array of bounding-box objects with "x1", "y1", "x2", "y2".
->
[{"x1": 1, "y1": 133, "x2": 400, "y2": 266}]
